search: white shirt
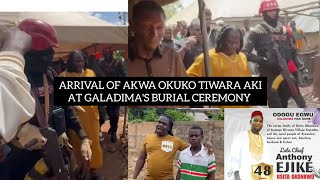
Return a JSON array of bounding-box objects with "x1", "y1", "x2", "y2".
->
[
  {"x1": 227, "y1": 131, "x2": 271, "y2": 180},
  {"x1": 0, "y1": 51, "x2": 35, "y2": 142}
]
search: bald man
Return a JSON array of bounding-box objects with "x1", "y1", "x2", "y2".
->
[
  {"x1": 162, "y1": 25, "x2": 181, "y2": 49},
  {"x1": 176, "y1": 20, "x2": 188, "y2": 40},
  {"x1": 183, "y1": 18, "x2": 210, "y2": 69}
]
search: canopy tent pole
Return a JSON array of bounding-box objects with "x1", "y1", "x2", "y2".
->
[
  {"x1": 282, "y1": 1, "x2": 319, "y2": 11},
  {"x1": 122, "y1": 106, "x2": 128, "y2": 137},
  {"x1": 198, "y1": 0, "x2": 211, "y2": 77}
]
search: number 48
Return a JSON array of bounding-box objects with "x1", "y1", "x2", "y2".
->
[{"x1": 254, "y1": 166, "x2": 271, "y2": 176}]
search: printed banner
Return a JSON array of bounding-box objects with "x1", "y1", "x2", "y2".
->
[
  {"x1": 224, "y1": 108, "x2": 320, "y2": 180},
  {"x1": 54, "y1": 77, "x2": 267, "y2": 106}
]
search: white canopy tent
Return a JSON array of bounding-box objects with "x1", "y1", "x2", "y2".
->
[{"x1": 0, "y1": 12, "x2": 128, "y2": 58}]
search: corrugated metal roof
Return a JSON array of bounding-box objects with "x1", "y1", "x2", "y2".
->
[
  {"x1": 292, "y1": 8, "x2": 320, "y2": 33},
  {"x1": 167, "y1": 0, "x2": 318, "y2": 25},
  {"x1": 293, "y1": 15, "x2": 319, "y2": 33}
]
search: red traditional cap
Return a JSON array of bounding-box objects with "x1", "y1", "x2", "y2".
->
[
  {"x1": 96, "y1": 52, "x2": 102, "y2": 59},
  {"x1": 93, "y1": 52, "x2": 102, "y2": 60},
  {"x1": 251, "y1": 111, "x2": 263, "y2": 120}
]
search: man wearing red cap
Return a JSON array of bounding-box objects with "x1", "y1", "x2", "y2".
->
[
  {"x1": 243, "y1": 0, "x2": 306, "y2": 108},
  {"x1": 227, "y1": 111, "x2": 270, "y2": 180},
  {"x1": 0, "y1": 19, "x2": 92, "y2": 180}
]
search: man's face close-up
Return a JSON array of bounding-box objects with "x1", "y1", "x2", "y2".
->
[
  {"x1": 133, "y1": 11, "x2": 165, "y2": 51},
  {"x1": 224, "y1": 30, "x2": 240, "y2": 55},
  {"x1": 189, "y1": 129, "x2": 203, "y2": 147},
  {"x1": 25, "y1": 49, "x2": 54, "y2": 74},
  {"x1": 176, "y1": 21, "x2": 182, "y2": 31},
  {"x1": 190, "y1": 23, "x2": 202, "y2": 41},
  {"x1": 180, "y1": 21, "x2": 188, "y2": 37},
  {"x1": 155, "y1": 116, "x2": 170, "y2": 136},
  {"x1": 290, "y1": 21, "x2": 296, "y2": 30},
  {"x1": 250, "y1": 115, "x2": 263, "y2": 132},
  {"x1": 71, "y1": 52, "x2": 85, "y2": 73},
  {"x1": 206, "y1": 14, "x2": 212, "y2": 28},
  {"x1": 163, "y1": 26, "x2": 173, "y2": 41},
  {"x1": 266, "y1": 10, "x2": 278, "y2": 19}
]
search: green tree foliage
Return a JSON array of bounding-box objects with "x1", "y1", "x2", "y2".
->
[
  {"x1": 112, "y1": 50, "x2": 125, "y2": 61},
  {"x1": 143, "y1": 108, "x2": 159, "y2": 122},
  {"x1": 162, "y1": 2, "x2": 183, "y2": 19},
  {"x1": 129, "y1": 108, "x2": 193, "y2": 122},
  {"x1": 128, "y1": 108, "x2": 144, "y2": 122},
  {"x1": 210, "y1": 108, "x2": 224, "y2": 120},
  {"x1": 164, "y1": 109, "x2": 193, "y2": 121}
]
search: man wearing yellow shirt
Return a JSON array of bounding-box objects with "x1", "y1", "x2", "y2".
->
[
  {"x1": 132, "y1": 115, "x2": 213, "y2": 180},
  {"x1": 187, "y1": 26, "x2": 252, "y2": 77}
]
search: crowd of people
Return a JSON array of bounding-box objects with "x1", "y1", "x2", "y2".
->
[
  {"x1": 128, "y1": 0, "x2": 309, "y2": 108},
  {"x1": 0, "y1": 18, "x2": 126, "y2": 180}
]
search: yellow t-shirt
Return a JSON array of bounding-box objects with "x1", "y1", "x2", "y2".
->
[
  {"x1": 59, "y1": 69, "x2": 103, "y2": 168},
  {"x1": 59, "y1": 68, "x2": 96, "y2": 77},
  {"x1": 142, "y1": 134, "x2": 189, "y2": 180},
  {"x1": 187, "y1": 49, "x2": 252, "y2": 108},
  {"x1": 187, "y1": 49, "x2": 252, "y2": 77}
]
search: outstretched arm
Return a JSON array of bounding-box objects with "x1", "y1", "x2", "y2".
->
[{"x1": 132, "y1": 151, "x2": 147, "y2": 179}]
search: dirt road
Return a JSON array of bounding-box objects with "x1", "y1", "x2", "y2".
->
[
  {"x1": 288, "y1": 86, "x2": 320, "y2": 107},
  {"x1": 97, "y1": 115, "x2": 128, "y2": 179}
]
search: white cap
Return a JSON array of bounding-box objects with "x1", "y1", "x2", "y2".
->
[{"x1": 216, "y1": 20, "x2": 224, "y2": 26}]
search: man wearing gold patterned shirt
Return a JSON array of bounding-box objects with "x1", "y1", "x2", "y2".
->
[{"x1": 227, "y1": 111, "x2": 271, "y2": 180}]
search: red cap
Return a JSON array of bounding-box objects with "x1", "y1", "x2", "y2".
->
[
  {"x1": 259, "y1": 0, "x2": 279, "y2": 14},
  {"x1": 18, "y1": 18, "x2": 59, "y2": 51},
  {"x1": 251, "y1": 111, "x2": 263, "y2": 120},
  {"x1": 94, "y1": 52, "x2": 102, "y2": 60}
]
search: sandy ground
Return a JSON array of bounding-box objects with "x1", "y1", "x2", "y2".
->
[
  {"x1": 96, "y1": 114, "x2": 128, "y2": 179},
  {"x1": 288, "y1": 86, "x2": 320, "y2": 107}
]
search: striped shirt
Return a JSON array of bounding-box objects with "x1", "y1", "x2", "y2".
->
[{"x1": 177, "y1": 145, "x2": 216, "y2": 180}]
